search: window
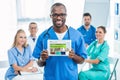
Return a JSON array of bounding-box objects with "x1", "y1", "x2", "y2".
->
[{"x1": 16, "y1": 0, "x2": 53, "y2": 23}]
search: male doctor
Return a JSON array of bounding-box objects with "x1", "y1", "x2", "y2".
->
[
  {"x1": 33, "y1": 3, "x2": 87, "y2": 80},
  {"x1": 28, "y1": 22, "x2": 38, "y2": 52}
]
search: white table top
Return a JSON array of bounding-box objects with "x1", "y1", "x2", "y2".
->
[{"x1": 13, "y1": 72, "x2": 43, "y2": 80}]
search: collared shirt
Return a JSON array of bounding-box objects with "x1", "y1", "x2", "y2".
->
[
  {"x1": 33, "y1": 26, "x2": 87, "y2": 80},
  {"x1": 5, "y1": 45, "x2": 34, "y2": 80},
  {"x1": 77, "y1": 25, "x2": 96, "y2": 45},
  {"x1": 27, "y1": 36, "x2": 37, "y2": 52}
]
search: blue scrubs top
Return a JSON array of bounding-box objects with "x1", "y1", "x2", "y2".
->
[
  {"x1": 77, "y1": 25, "x2": 96, "y2": 45},
  {"x1": 5, "y1": 45, "x2": 34, "y2": 80},
  {"x1": 33, "y1": 26, "x2": 87, "y2": 80}
]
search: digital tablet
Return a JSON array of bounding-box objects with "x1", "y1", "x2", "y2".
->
[{"x1": 48, "y1": 40, "x2": 71, "y2": 56}]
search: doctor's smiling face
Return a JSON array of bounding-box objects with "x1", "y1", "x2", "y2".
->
[
  {"x1": 95, "y1": 26, "x2": 106, "y2": 41},
  {"x1": 13, "y1": 29, "x2": 27, "y2": 47},
  {"x1": 50, "y1": 3, "x2": 67, "y2": 29},
  {"x1": 17, "y1": 32, "x2": 27, "y2": 46},
  {"x1": 84, "y1": 16, "x2": 91, "y2": 26}
]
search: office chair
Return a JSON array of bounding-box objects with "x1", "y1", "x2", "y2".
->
[{"x1": 108, "y1": 57, "x2": 119, "y2": 80}]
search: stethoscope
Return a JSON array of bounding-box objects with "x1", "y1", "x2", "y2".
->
[
  {"x1": 43, "y1": 25, "x2": 70, "y2": 39},
  {"x1": 42, "y1": 25, "x2": 70, "y2": 50},
  {"x1": 93, "y1": 41, "x2": 105, "y2": 52},
  {"x1": 15, "y1": 47, "x2": 26, "y2": 75},
  {"x1": 15, "y1": 47, "x2": 26, "y2": 56}
]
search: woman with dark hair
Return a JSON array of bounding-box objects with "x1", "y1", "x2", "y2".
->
[{"x1": 78, "y1": 26, "x2": 110, "y2": 80}]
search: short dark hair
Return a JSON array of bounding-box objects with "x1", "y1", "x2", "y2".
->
[
  {"x1": 97, "y1": 26, "x2": 107, "y2": 33},
  {"x1": 83, "y1": 13, "x2": 91, "y2": 19},
  {"x1": 51, "y1": 3, "x2": 67, "y2": 14}
]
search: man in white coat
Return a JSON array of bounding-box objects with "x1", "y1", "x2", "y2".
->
[
  {"x1": 28, "y1": 22, "x2": 38, "y2": 52},
  {"x1": 28, "y1": 22, "x2": 43, "y2": 72}
]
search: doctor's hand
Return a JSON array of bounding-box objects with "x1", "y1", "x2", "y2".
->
[
  {"x1": 30, "y1": 67, "x2": 38, "y2": 72},
  {"x1": 68, "y1": 50, "x2": 84, "y2": 64},
  {"x1": 68, "y1": 50, "x2": 75, "y2": 59},
  {"x1": 41, "y1": 50, "x2": 49, "y2": 61},
  {"x1": 37, "y1": 50, "x2": 48, "y2": 67}
]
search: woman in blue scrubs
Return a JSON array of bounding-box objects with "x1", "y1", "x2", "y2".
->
[
  {"x1": 5, "y1": 29, "x2": 37, "y2": 80},
  {"x1": 78, "y1": 26, "x2": 110, "y2": 80},
  {"x1": 32, "y1": 3, "x2": 87, "y2": 80}
]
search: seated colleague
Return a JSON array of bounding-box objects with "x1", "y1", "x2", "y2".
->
[
  {"x1": 78, "y1": 26, "x2": 110, "y2": 80},
  {"x1": 28, "y1": 22, "x2": 38, "y2": 52},
  {"x1": 5, "y1": 29, "x2": 38, "y2": 80},
  {"x1": 33, "y1": 3, "x2": 87, "y2": 80},
  {"x1": 77, "y1": 13, "x2": 96, "y2": 47}
]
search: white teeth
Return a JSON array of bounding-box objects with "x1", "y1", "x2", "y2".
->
[{"x1": 56, "y1": 21, "x2": 62, "y2": 24}]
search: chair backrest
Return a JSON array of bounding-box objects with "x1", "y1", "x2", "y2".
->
[
  {"x1": 0, "y1": 60, "x2": 9, "y2": 68},
  {"x1": 108, "y1": 57, "x2": 119, "y2": 80}
]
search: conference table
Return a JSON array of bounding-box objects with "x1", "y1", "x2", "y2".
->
[
  {"x1": 12, "y1": 63, "x2": 88, "y2": 80},
  {"x1": 12, "y1": 61, "x2": 44, "y2": 80},
  {"x1": 13, "y1": 71, "x2": 43, "y2": 80}
]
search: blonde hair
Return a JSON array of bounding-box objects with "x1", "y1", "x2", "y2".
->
[{"x1": 12, "y1": 29, "x2": 28, "y2": 48}]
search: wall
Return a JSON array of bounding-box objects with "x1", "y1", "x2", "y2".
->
[
  {"x1": 54, "y1": 0, "x2": 85, "y2": 29},
  {"x1": 84, "y1": 0, "x2": 110, "y2": 27},
  {"x1": 0, "y1": 0, "x2": 17, "y2": 60}
]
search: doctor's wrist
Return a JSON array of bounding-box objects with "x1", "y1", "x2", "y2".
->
[{"x1": 37, "y1": 58, "x2": 46, "y2": 67}]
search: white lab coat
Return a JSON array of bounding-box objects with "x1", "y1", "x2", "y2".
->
[{"x1": 27, "y1": 36, "x2": 37, "y2": 53}]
